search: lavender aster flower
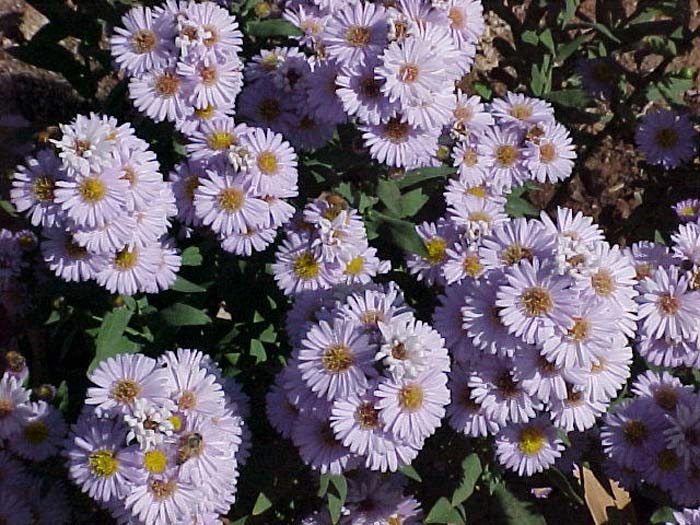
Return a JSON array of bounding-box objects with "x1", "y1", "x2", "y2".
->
[
  {"x1": 495, "y1": 416, "x2": 564, "y2": 476},
  {"x1": 635, "y1": 109, "x2": 697, "y2": 169}
]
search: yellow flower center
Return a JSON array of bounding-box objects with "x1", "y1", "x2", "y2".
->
[
  {"x1": 521, "y1": 286, "x2": 553, "y2": 316},
  {"x1": 448, "y1": 6, "x2": 465, "y2": 28},
  {"x1": 78, "y1": 177, "x2": 107, "y2": 203},
  {"x1": 679, "y1": 206, "x2": 696, "y2": 217},
  {"x1": 199, "y1": 65, "x2": 218, "y2": 86},
  {"x1": 143, "y1": 450, "x2": 168, "y2": 474},
  {"x1": 518, "y1": 426, "x2": 546, "y2": 455},
  {"x1": 399, "y1": 64, "x2": 419, "y2": 83},
  {"x1": 501, "y1": 243, "x2": 533, "y2": 266},
  {"x1": 184, "y1": 175, "x2": 200, "y2": 201},
  {"x1": 65, "y1": 240, "x2": 87, "y2": 260},
  {"x1": 194, "y1": 105, "x2": 216, "y2": 120},
  {"x1": 462, "y1": 148, "x2": 479, "y2": 167},
  {"x1": 424, "y1": 237, "x2": 447, "y2": 265},
  {"x1": 495, "y1": 145, "x2": 519, "y2": 167},
  {"x1": 385, "y1": 118, "x2": 410, "y2": 143},
  {"x1": 207, "y1": 131, "x2": 235, "y2": 151},
  {"x1": 168, "y1": 415, "x2": 183, "y2": 431},
  {"x1": 292, "y1": 251, "x2": 320, "y2": 280},
  {"x1": 355, "y1": 402, "x2": 380, "y2": 429},
  {"x1": 539, "y1": 143, "x2": 557, "y2": 163},
  {"x1": 89, "y1": 449, "x2": 119, "y2": 478},
  {"x1": 463, "y1": 254, "x2": 483, "y2": 277},
  {"x1": 217, "y1": 187, "x2": 245, "y2": 212},
  {"x1": 398, "y1": 384, "x2": 424, "y2": 412},
  {"x1": 149, "y1": 479, "x2": 177, "y2": 500},
  {"x1": 178, "y1": 390, "x2": 197, "y2": 411},
  {"x1": 344, "y1": 256, "x2": 364, "y2": 275},
  {"x1": 591, "y1": 269, "x2": 615, "y2": 297},
  {"x1": 568, "y1": 318, "x2": 590, "y2": 341},
  {"x1": 31, "y1": 176, "x2": 55, "y2": 202},
  {"x1": 24, "y1": 421, "x2": 49, "y2": 444},
  {"x1": 114, "y1": 249, "x2": 139, "y2": 270},
  {"x1": 154, "y1": 73, "x2": 180, "y2": 97},
  {"x1": 322, "y1": 344, "x2": 353, "y2": 373},
  {"x1": 256, "y1": 151, "x2": 279, "y2": 175}
]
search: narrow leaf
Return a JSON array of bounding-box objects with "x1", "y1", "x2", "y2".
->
[{"x1": 161, "y1": 303, "x2": 211, "y2": 326}]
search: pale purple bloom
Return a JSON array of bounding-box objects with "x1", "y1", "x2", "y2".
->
[
  {"x1": 86, "y1": 354, "x2": 171, "y2": 416},
  {"x1": 0, "y1": 373, "x2": 32, "y2": 440},
  {"x1": 336, "y1": 60, "x2": 398, "y2": 126},
  {"x1": 324, "y1": 2, "x2": 387, "y2": 67},
  {"x1": 53, "y1": 113, "x2": 114, "y2": 174},
  {"x1": 239, "y1": 127, "x2": 298, "y2": 196},
  {"x1": 111, "y1": 6, "x2": 175, "y2": 76},
  {"x1": 479, "y1": 217, "x2": 556, "y2": 271},
  {"x1": 298, "y1": 318, "x2": 375, "y2": 401},
  {"x1": 490, "y1": 92, "x2": 555, "y2": 131},
  {"x1": 495, "y1": 416, "x2": 564, "y2": 476},
  {"x1": 292, "y1": 413, "x2": 353, "y2": 474},
  {"x1": 10, "y1": 150, "x2": 65, "y2": 227},
  {"x1": 272, "y1": 233, "x2": 342, "y2": 295},
  {"x1": 439, "y1": 0, "x2": 485, "y2": 47},
  {"x1": 124, "y1": 468, "x2": 201, "y2": 525},
  {"x1": 524, "y1": 121, "x2": 576, "y2": 183},
  {"x1": 406, "y1": 219, "x2": 458, "y2": 286},
  {"x1": 479, "y1": 126, "x2": 529, "y2": 191},
  {"x1": 0, "y1": 491, "x2": 31, "y2": 525},
  {"x1": 630, "y1": 370, "x2": 693, "y2": 414},
  {"x1": 8, "y1": 400, "x2": 66, "y2": 461},
  {"x1": 496, "y1": 259, "x2": 578, "y2": 344},
  {"x1": 361, "y1": 115, "x2": 440, "y2": 169},
  {"x1": 451, "y1": 137, "x2": 492, "y2": 184},
  {"x1": 450, "y1": 92, "x2": 494, "y2": 137},
  {"x1": 672, "y1": 222, "x2": 700, "y2": 265},
  {"x1": 96, "y1": 243, "x2": 161, "y2": 296},
  {"x1": 129, "y1": 68, "x2": 191, "y2": 123},
  {"x1": 54, "y1": 170, "x2": 128, "y2": 229},
  {"x1": 41, "y1": 228, "x2": 107, "y2": 282},
  {"x1": 447, "y1": 363, "x2": 501, "y2": 437},
  {"x1": 176, "y1": 1, "x2": 243, "y2": 59},
  {"x1": 186, "y1": 117, "x2": 249, "y2": 161},
  {"x1": 376, "y1": 368, "x2": 450, "y2": 443},
  {"x1": 674, "y1": 199, "x2": 700, "y2": 223},
  {"x1": 178, "y1": 54, "x2": 243, "y2": 111},
  {"x1": 160, "y1": 349, "x2": 226, "y2": 417}
]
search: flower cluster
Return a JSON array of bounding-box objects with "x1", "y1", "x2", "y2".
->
[
  {"x1": 258, "y1": 0, "x2": 485, "y2": 165},
  {"x1": 300, "y1": 471, "x2": 422, "y2": 524},
  {"x1": 666, "y1": 509, "x2": 700, "y2": 525},
  {"x1": 601, "y1": 371, "x2": 700, "y2": 507},
  {"x1": 0, "y1": 359, "x2": 71, "y2": 524},
  {"x1": 272, "y1": 194, "x2": 390, "y2": 296},
  {"x1": 429, "y1": 204, "x2": 638, "y2": 476},
  {"x1": 629, "y1": 219, "x2": 700, "y2": 368},
  {"x1": 11, "y1": 113, "x2": 180, "y2": 296},
  {"x1": 111, "y1": 1, "x2": 243, "y2": 133},
  {"x1": 267, "y1": 282, "x2": 451, "y2": 473},
  {"x1": 65, "y1": 349, "x2": 249, "y2": 525},
  {"x1": 0, "y1": 228, "x2": 42, "y2": 321},
  {"x1": 170, "y1": 121, "x2": 300, "y2": 255},
  {"x1": 635, "y1": 108, "x2": 698, "y2": 169}
]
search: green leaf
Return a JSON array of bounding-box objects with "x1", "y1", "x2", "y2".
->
[
  {"x1": 560, "y1": 0, "x2": 580, "y2": 27},
  {"x1": 425, "y1": 497, "x2": 464, "y2": 524},
  {"x1": 649, "y1": 507, "x2": 675, "y2": 523},
  {"x1": 585, "y1": 22, "x2": 621, "y2": 44},
  {"x1": 399, "y1": 464, "x2": 422, "y2": 482},
  {"x1": 160, "y1": 303, "x2": 211, "y2": 326},
  {"x1": 246, "y1": 19, "x2": 302, "y2": 38},
  {"x1": 328, "y1": 494, "x2": 343, "y2": 524},
  {"x1": 400, "y1": 188, "x2": 429, "y2": 218},
  {"x1": 372, "y1": 212, "x2": 427, "y2": 256},
  {"x1": 0, "y1": 200, "x2": 17, "y2": 217},
  {"x1": 506, "y1": 190, "x2": 539, "y2": 218},
  {"x1": 55, "y1": 380, "x2": 69, "y2": 412},
  {"x1": 251, "y1": 492, "x2": 272, "y2": 515},
  {"x1": 377, "y1": 179, "x2": 403, "y2": 216},
  {"x1": 493, "y1": 484, "x2": 546, "y2": 525},
  {"x1": 329, "y1": 475, "x2": 348, "y2": 502},
  {"x1": 88, "y1": 307, "x2": 135, "y2": 373},
  {"x1": 397, "y1": 166, "x2": 455, "y2": 189},
  {"x1": 249, "y1": 339, "x2": 267, "y2": 363},
  {"x1": 522, "y1": 30, "x2": 539, "y2": 46},
  {"x1": 473, "y1": 82, "x2": 492, "y2": 100},
  {"x1": 545, "y1": 89, "x2": 591, "y2": 108},
  {"x1": 452, "y1": 453, "x2": 482, "y2": 506},
  {"x1": 181, "y1": 246, "x2": 203, "y2": 266},
  {"x1": 556, "y1": 34, "x2": 587, "y2": 63},
  {"x1": 539, "y1": 29, "x2": 556, "y2": 55},
  {"x1": 170, "y1": 276, "x2": 207, "y2": 293}
]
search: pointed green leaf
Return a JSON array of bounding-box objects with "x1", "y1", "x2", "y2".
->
[
  {"x1": 451, "y1": 453, "x2": 482, "y2": 506},
  {"x1": 161, "y1": 303, "x2": 211, "y2": 326},
  {"x1": 252, "y1": 492, "x2": 272, "y2": 515}
]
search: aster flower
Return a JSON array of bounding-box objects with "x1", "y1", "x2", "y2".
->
[
  {"x1": 447, "y1": 363, "x2": 501, "y2": 437},
  {"x1": 111, "y1": 5, "x2": 175, "y2": 76},
  {"x1": 0, "y1": 491, "x2": 31, "y2": 525},
  {"x1": 451, "y1": 137, "x2": 492, "y2": 184},
  {"x1": 66, "y1": 416, "x2": 133, "y2": 502},
  {"x1": 298, "y1": 318, "x2": 375, "y2": 401},
  {"x1": 490, "y1": 92, "x2": 555, "y2": 131},
  {"x1": 549, "y1": 386, "x2": 607, "y2": 432},
  {"x1": 292, "y1": 413, "x2": 353, "y2": 474},
  {"x1": 496, "y1": 258, "x2": 578, "y2": 344},
  {"x1": 123, "y1": 398, "x2": 175, "y2": 450},
  {"x1": 324, "y1": 2, "x2": 388, "y2": 67},
  {"x1": 577, "y1": 57, "x2": 619, "y2": 100},
  {"x1": 524, "y1": 121, "x2": 577, "y2": 183},
  {"x1": 625, "y1": 240, "x2": 678, "y2": 281},
  {"x1": 54, "y1": 170, "x2": 128, "y2": 229},
  {"x1": 635, "y1": 109, "x2": 697, "y2": 169},
  {"x1": 237, "y1": 77, "x2": 296, "y2": 135},
  {"x1": 96, "y1": 244, "x2": 161, "y2": 295},
  {"x1": 479, "y1": 217, "x2": 556, "y2": 271},
  {"x1": 160, "y1": 350, "x2": 226, "y2": 417},
  {"x1": 170, "y1": 159, "x2": 207, "y2": 226},
  {"x1": 630, "y1": 370, "x2": 693, "y2": 414},
  {"x1": 186, "y1": 117, "x2": 249, "y2": 161},
  {"x1": 86, "y1": 354, "x2": 171, "y2": 417},
  {"x1": 361, "y1": 115, "x2": 440, "y2": 169},
  {"x1": 238, "y1": 127, "x2": 298, "y2": 196},
  {"x1": 672, "y1": 222, "x2": 700, "y2": 265},
  {"x1": 176, "y1": 1, "x2": 243, "y2": 59},
  {"x1": 336, "y1": 60, "x2": 399, "y2": 126},
  {"x1": 0, "y1": 373, "x2": 32, "y2": 440},
  {"x1": 636, "y1": 265, "x2": 700, "y2": 341},
  {"x1": 8, "y1": 401, "x2": 66, "y2": 461},
  {"x1": 406, "y1": 219, "x2": 459, "y2": 286},
  {"x1": 450, "y1": 92, "x2": 494, "y2": 137},
  {"x1": 40, "y1": 228, "x2": 107, "y2": 282},
  {"x1": 178, "y1": 54, "x2": 243, "y2": 111},
  {"x1": 53, "y1": 113, "x2": 114, "y2": 174},
  {"x1": 340, "y1": 246, "x2": 391, "y2": 285},
  {"x1": 378, "y1": 36, "x2": 446, "y2": 106},
  {"x1": 272, "y1": 233, "x2": 342, "y2": 295},
  {"x1": 439, "y1": 0, "x2": 485, "y2": 47},
  {"x1": 478, "y1": 126, "x2": 530, "y2": 191},
  {"x1": 443, "y1": 240, "x2": 484, "y2": 284},
  {"x1": 664, "y1": 395, "x2": 700, "y2": 469},
  {"x1": 375, "y1": 368, "x2": 450, "y2": 443},
  {"x1": 129, "y1": 68, "x2": 191, "y2": 123},
  {"x1": 673, "y1": 199, "x2": 700, "y2": 224},
  {"x1": 193, "y1": 170, "x2": 269, "y2": 236},
  {"x1": 124, "y1": 469, "x2": 201, "y2": 525},
  {"x1": 330, "y1": 387, "x2": 418, "y2": 472},
  {"x1": 10, "y1": 150, "x2": 65, "y2": 227},
  {"x1": 495, "y1": 416, "x2": 564, "y2": 476}
]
